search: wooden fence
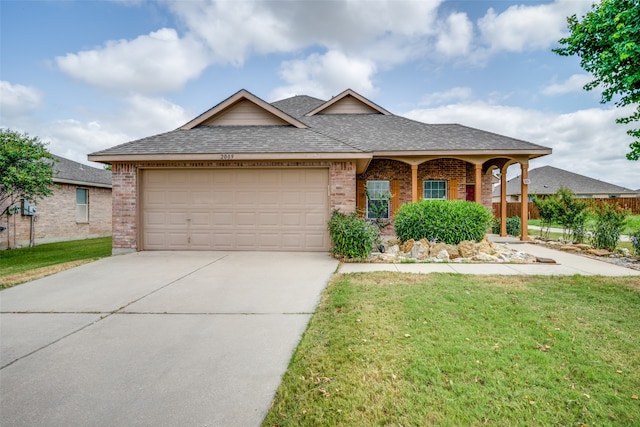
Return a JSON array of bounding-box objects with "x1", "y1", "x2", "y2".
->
[{"x1": 492, "y1": 197, "x2": 640, "y2": 219}]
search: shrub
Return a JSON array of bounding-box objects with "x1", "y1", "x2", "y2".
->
[
  {"x1": 590, "y1": 203, "x2": 628, "y2": 251},
  {"x1": 327, "y1": 210, "x2": 378, "y2": 259},
  {"x1": 631, "y1": 230, "x2": 640, "y2": 256},
  {"x1": 394, "y1": 200, "x2": 492, "y2": 244},
  {"x1": 533, "y1": 196, "x2": 560, "y2": 238},
  {"x1": 491, "y1": 216, "x2": 521, "y2": 236}
]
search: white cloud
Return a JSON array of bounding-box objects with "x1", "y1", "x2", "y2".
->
[
  {"x1": 542, "y1": 74, "x2": 592, "y2": 95},
  {"x1": 56, "y1": 28, "x2": 209, "y2": 94},
  {"x1": 404, "y1": 103, "x2": 640, "y2": 189},
  {"x1": 420, "y1": 87, "x2": 474, "y2": 106},
  {"x1": 270, "y1": 51, "x2": 377, "y2": 101},
  {"x1": 477, "y1": 0, "x2": 593, "y2": 54},
  {"x1": 15, "y1": 96, "x2": 189, "y2": 168},
  {"x1": 167, "y1": 0, "x2": 443, "y2": 66},
  {"x1": 436, "y1": 12, "x2": 473, "y2": 57},
  {"x1": 0, "y1": 81, "x2": 43, "y2": 117}
]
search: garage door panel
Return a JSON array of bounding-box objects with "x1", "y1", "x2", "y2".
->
[{"x1": 142, "y1": 169, "x2": 329, "y2": 251}]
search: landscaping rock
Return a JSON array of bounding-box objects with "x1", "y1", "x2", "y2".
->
[
  {"x1": 458, "y1": 240, "x2": 476, "y2": 258},
  {"x1": 560, "y1": 245, "x2": 581, "y2": 252},
  {"x1": 477, "y1": 239, "x2": 494, "y2": 255},
  {"x1": 401, "y1": 239, "x2": 415, "y2": 253},
  {"x1": 411, "y1": 241, "x2": 429, "y2": 260},
  {"x1": 587, "y1": 248, "x2": 611, "y2": 256},
  {"x1": 436, "y1": 250, "x2": 450, "y2": 261},
  {"x1": 446, "y1": 244, "x2": 460, "y2": 259},
  {"x1": 430, "y1": 242, "x2": 448, "y2": 258}
]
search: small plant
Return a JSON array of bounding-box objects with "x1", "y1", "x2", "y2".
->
[
  {"x1": 533, "y1": 195, "x2": 560, "y2": 238},
  {"x1": 327, "y1": 210, "x2": 379, "y2": 259},
  {"x1": 630, "y1": 230, "x2": 640, "y2": 256},
  {"x1": 492, "y1": 216, "x2": 521, "y2": 236},
  {"x1": 394, "y1": 200, "x2": 492, "y2": 244},
  {"x1": 590, "y1": 203, "x2": 628, "y2": 251}
]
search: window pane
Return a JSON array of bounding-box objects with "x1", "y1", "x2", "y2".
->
[
  {"x1": 76, "y1": 205, "x2": 88, "y2": 222},
  {"x1": 423, "y1": 180, "x2": 447, "y2": 199},
  {"x1": 366, "y1": 180, "x2": 390, "y2": 219},
  {"x1": 76, "y1": 189, "x2": 87, "y2": 204}
]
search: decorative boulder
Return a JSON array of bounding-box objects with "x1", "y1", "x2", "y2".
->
[
  {"x1": 458, "y1": 240, "x2": 476, "y2": 258},
  {"x1": 401, "y1": 239, "x2": 415, "y2": 253},
  {"x1": 411, "y1": 241, "x2": 429, "y2": 260}
]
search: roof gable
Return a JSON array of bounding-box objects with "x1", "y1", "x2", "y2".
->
[
  {"x1": 180, "y1": 89, "x2": 308, "y2": 129},
  {"x1": 305, "y1": 89, "x2": 391, "y2": 116}
]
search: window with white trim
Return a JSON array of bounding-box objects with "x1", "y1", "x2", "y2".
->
[
  {"x1": 76, "y1": 188, "x2": 88, "y2": 222},
  {"x1": 366, "y1": 180, "x2": 390, "y2": 219},
  {"x1": 423, "y1": 180, "x2": 447, "y2": 200}
]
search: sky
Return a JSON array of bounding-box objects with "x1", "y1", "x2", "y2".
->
[{"x1": 1, "y1": 0, "x2": 638, "y2": 190}]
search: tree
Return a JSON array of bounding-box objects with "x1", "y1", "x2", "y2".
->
[
  {"x1": 0, "y1": 129, "x2": 55, "y2": 219},
  {"x1": 554, "y1": 0, "x2": 640, "y2": 160}
]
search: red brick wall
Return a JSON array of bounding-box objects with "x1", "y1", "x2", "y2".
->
[
  {"x1": 110, "y1": 160, "x2": 356, "y2": 251},
  {"x1": 357, "y1": 158, "x2": 487, "y2": 206},
  {"x1": 112, "y1": 163, "x2": 138, "y2": 252},
  {"x1": 0, "y1": 183, "x2": 111, "y2": 250}
]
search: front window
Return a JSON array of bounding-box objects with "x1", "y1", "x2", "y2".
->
[
  {"x1": 76, "y1": 189, "x2": 88, "y2": 222},
  {"x1": 423, "y1": 180, "x2": 447, "y2": 200},
  {"x1": 366, "y1": 180, "x2": 390, "y2": 219}
]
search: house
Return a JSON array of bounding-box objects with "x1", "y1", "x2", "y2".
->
[
  {"x1": 88, "y1": 89, "x2": 551, "y2": 253},
  {"x1": 492, "y1": 165, "x2": 638, "y2": 202},
  {"x1": 0, "y1": 155, "x2": 112, "y2": 249}
]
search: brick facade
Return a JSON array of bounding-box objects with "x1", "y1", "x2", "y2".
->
[
  {"x1": 0, "y1": 183, "x2": 111, "y2": 250},
  {"x1": 358, "y1": 158, "x2": 493, "y2": 209},
  {"x1": 110, "y1": 160, "x2": 357, "y2": 251}
]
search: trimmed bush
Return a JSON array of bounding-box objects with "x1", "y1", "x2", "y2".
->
[
  {"x1": 327, "y1": 210, "x2": 379, "y2": 259},
  {"x1": 394, "y1": 200, "x2": 492, "y2": 244},
  {"x1": 491, "y1": 216, "x2": 521, "y2": 236}
]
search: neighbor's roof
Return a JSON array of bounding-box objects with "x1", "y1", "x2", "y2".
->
[
  {"x1": 494, "y1": 165, "x2": 636, "y2": 196},
  {"x1": 89, "y1": 89, "x2": 551, "y2": 160},
  {"x1": 52, "y1": 155, "x2": 112, "y2": 188}
]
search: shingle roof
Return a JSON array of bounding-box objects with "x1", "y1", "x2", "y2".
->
[
  {"x1": 52, "y1": 155, "x2": 112, "y2": 187},
  {"x1": 91, "y1": 126, "x2": 363, "y2": 155},
  {"x1": 494, "y1": 165, "x2": 635, "y2": 196},
  {"x1": 271, "y1": 95, "x2": 325, "y2": 118},
  {"x1": 90, "y1": 90, "x2": 551, "y2": 158}
]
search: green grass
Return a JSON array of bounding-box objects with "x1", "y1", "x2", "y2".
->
[
  {"x1": 529, "y1": 214, "x2": 640, "y2": 235},
  {"x1": 0, "y1": 237, "x2": 112, "y2": 287},
  {"x1": 264, "y1": 273, "x2": 640, "y2": 427}
]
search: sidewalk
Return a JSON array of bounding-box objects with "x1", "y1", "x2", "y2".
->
[
  {"x1": 338, "y1": 243, "x2": 639, "y2": 276},
  {"x1": 528, "y1": 225, "x2": 631, "y2": 242}
]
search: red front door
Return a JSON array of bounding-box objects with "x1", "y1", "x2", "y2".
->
[{"x1": 466, "y1": 185, "x2": 475, "y2": 201}]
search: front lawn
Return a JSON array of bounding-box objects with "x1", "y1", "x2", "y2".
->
[
  {"x1": 529, "y1": 214, "x2": 640, "y2": 235},
  {"x1": 264, "y1": 273, "x2": 640, "y2": 426},
  {"x1": 0, "y1": 237, "x2": 112, "y2": 289}
]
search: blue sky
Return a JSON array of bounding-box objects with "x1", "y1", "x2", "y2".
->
[{"x1": 1, "y1": 0, "x2": 638, "y2": 189}]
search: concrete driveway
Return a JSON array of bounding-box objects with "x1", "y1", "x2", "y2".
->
[{"x1": 0, "y1": 251, "x2": 338, "y2": 427}]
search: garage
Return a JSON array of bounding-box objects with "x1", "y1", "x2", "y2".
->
[{"x1": 141, "y1": 168, "x2": 329, "y2": 251}]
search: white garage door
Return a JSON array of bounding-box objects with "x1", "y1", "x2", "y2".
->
[{"x1": 141, "y1": 169, "x2": 329, "y2": 251}]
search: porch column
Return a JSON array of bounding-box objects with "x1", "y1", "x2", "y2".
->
[
  {"x1": 411, "y1": 164, "x2": 419, "y2": 202},
  {"x1": 474, "y1": 163, "x2": 482, "y2": 204},
  {"x1": 520, "y1": 161, "x2": 529, "y2": 241},
  {"x1": 500, "y1": 164, "x2": 508, "y2": 237}
]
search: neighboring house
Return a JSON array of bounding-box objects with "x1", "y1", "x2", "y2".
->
[
  {"x1": 89, "y1": 89, "x2": 551, "y2": 253},
  {"x1": 492, "y1": 165, "x2": 638, "y2": 202},
  {"x1": 1, "y1": 155, "x2": 112, "y2": 249}
]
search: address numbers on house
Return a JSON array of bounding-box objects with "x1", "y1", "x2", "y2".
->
[{"x1": 220, "y1": 154, "x2": 234, "y2": 160}]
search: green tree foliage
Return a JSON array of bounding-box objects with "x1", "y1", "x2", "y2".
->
[
  {"x1": 554, "y1": 0, "x2": 640, "y2": 160},
  {"x1": 0, "y1": 129, "x2": 55, "y2": 217}
]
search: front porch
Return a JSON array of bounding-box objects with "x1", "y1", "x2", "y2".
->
[{"x1": 355, "y1": 157, "x2": 532, "y2": 240}]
